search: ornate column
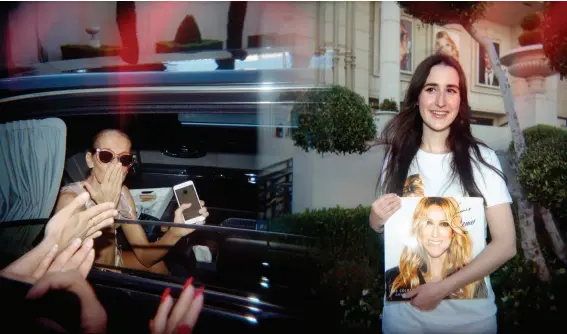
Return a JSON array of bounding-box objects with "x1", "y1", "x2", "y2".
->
[
  {"x1": 332, "y1": 1, "x2": 340, "y2": 84},
  {"x1": 344, "y1": 1, "x2": 356, "y2": 89},
  {"x1": 501, "y1": 44, "x2": 559, "y2": 129},
  {"x1": 378, "y1": 2, "x2": 400, "y2": 105},
  {"x1": 316, "y1": 2, "x2": 326, "y2": 84}
]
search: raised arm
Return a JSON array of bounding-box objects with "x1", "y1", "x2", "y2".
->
[{"x1": 120, "y1": 187, "x2": 208, "y2": 268}]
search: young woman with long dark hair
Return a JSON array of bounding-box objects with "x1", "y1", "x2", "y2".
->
[{"x1": 370, "y1": 54, "x2": 516, "y2": 333}]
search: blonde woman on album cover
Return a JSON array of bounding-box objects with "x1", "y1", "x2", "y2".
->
[{"x1": 385, "y1": 197, "x2": 488, "y2": 302}]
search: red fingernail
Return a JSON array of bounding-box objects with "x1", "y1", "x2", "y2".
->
[
  {"x1": 183, "y1": 276, "x2": 194, "y2": 291},
  {"x1": 194, "y1": 286, "x2": 205, "y2": 299},
  {"x1": 176, "y1": 324, "x2": 192, "y2": 334},
  {"x1": 161, "y1": 287, "x2": 171, "y2": 303}
]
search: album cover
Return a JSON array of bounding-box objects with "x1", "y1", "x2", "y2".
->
[{"x1": 384, "y1": 197, "x2": 489, "y2": 302}]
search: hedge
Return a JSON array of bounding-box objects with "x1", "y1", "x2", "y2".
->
[{"x1": 270, "y1": 203, "x2": 567, "y2": 333}]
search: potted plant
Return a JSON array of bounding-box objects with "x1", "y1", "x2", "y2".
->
[
  {"x1": 378, "y1": 98, "x2": 398, "y2": 112},
  {"x1": 373, "y1": 97, "x2": 398, "y2": 136},
  {"x1": 519, "y1": 13, "x2": 542, "y2": 47},
  {"x1": 290, "y1": 85, "x2": 377, "y2": 155}
]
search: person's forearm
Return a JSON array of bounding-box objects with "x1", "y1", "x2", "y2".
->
[
  {"x1": 442, "y1": 238, "x2": 516, "y2": 295},
  {"x1": 1, "y1": 238, "x2": 57, "y2": 276},
  {"x1": 132, "y1": 231, "x2": 183, "y2": 267},
  {"x1": 369, "y1": 211, "x2": 384, "y2": 233}
]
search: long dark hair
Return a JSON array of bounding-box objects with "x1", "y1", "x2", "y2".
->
[{"x1": 378, "y1": 54, "x2": 506, "y2": 202}]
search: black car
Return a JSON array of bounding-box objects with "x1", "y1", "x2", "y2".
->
[{"x1": 0, "y1": 62, "x2": 341, "y2": 333}]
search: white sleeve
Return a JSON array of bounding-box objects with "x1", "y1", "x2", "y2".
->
[{"x1": 476, "y1": 149, "x2": 512, "y2": 207}]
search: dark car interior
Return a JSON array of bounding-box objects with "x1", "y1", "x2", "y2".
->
[{"x1": 0, "y1": 86, "x2": 341, "y2": 333}]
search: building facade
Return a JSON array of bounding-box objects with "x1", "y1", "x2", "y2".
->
[
  {"x1": 6, "y1": 1, "x2": 561, "y2": 212},
  {"x1": 7, "y1": 1, "x2": 566, "y2": 132}
]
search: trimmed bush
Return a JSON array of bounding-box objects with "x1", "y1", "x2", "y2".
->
[
  {"x1": 492, "y1": 201, "x2": 567, "y2": 332},
  {"x1": 508, "y1": 124, "x2": 567, "y2": 156},
  {"x1": 290, "y1": 85, "x2": 377, "y2": 155},
  {"x1": 518, "y1": 136, "x2": 567, "y2": 218},
  {"x1": 271, "y1": 206, "x2": 381, "y2": 266},
  {"x1": 511, "y1": 125, "x2": 567, "y2": 220},
  {"x1": 378, "y1": 98, "x2": 398, "y2": 112},
  {"x1": 270, "y1": 206, "x2": 383, "y2": 331},
  {"x1": 270, "y1": 202, "x2": 567, "y2": 332}
]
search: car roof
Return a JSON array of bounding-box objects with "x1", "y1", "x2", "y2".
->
[{"x1": 0, "y1": 68, "x2": 322, "y2": 100}]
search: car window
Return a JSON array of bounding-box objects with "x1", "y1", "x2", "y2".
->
[
  {"x1": 0, "y1": 80, "x2": 321, "y2": 293},
  {"x1": 0, "y1": 2, "x2": 345, "y2": 329}
]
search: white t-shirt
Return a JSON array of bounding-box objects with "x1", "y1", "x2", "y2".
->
[{"x1": 380, "y1": 146, "x2": 512, "y2": 334}]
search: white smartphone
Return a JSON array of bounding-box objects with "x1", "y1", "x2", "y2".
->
[{"x1": 173, "y1": 180, "x2": 205, "y2": 224}]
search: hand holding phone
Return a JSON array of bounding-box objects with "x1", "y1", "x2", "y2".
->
[{"x1": 173, "y1": 181, "x2": 206, "y2": 224}]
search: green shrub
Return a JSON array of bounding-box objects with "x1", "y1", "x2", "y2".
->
[
  {"x1": 378, "y1": 98, "x2": 398, "y2": 112},
  {"x1": 271, "y1": 206, "x2": 381, "y2": 266},
  {"x1": 270, "y1": 206, "x2": 383, "y2": 331},
  {"x1": 270, "y1": 203, "x2": 567, "y2": 332},
  {"x1": 508, "y1": 124, "x2": 567, "y2": 156},
  {"x1": 492, "y1": 249, "x2": 567, "y2": 331},
  {"x1": 492, "y1": 200, "x2": 567, "y2": 331},
  {"x1": 290, "y1": 85, "x2": 377, "y2": 155},
  {"x1": 518, "y1": 136, "x2": 567, "y2": 219}
]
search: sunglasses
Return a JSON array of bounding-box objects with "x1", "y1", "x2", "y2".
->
[{"x1": 92, "y1": 148, "x2": 136, "y2": 168}]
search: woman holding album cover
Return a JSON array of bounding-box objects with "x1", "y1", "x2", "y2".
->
[
  {"x1": 370, "y1": 53, "x2": 515, "y2": 334},
  {"x1": 384, "y1": 197, "x2": 488, "y2": 302}
]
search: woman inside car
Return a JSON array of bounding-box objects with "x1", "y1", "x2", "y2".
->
[
  {"x1": 1, "y1": 190, "x2": 203, "y2": 334},
  {"x1": 54, "y1": 129, "x2": 209, "y2": 274}
]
